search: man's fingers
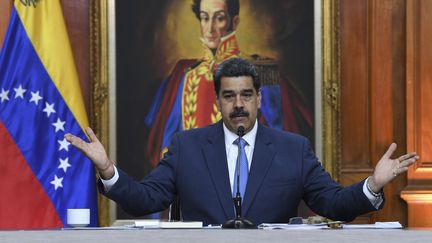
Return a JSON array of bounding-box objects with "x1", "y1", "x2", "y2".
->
[
  {"x1": 395, "y1": 166, "x2": 409, "y2": 175},
  {"x1": 399, "y1": 155, "x2": 419, "y2": 167},
  {"x1": 382, "y1": 143, "x2": 397, "y2": 160},
  {"x1": 400, "y1": 167, "x2": 409, "y2": 173},
  {"x1": 85, "y1": 127, "x2": 100, "y2": 143},
  {"x1": 65, "y1": 133, "x2": 87, "y2": 151},
  {"x1": 398, "y1": 152, "x2": 418, "y2": 162}
]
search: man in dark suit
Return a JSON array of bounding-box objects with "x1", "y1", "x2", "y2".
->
[{"x1": 65, "y1": 58, "x2": 418, "y2": 226}]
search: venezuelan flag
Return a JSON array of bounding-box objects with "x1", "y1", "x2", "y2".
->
[{"x1": 0, "y1": 0, "x2": 98, "y2": 228}]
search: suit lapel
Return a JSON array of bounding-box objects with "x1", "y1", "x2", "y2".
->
[
  {"x1": 202, "y1": 122, "x2": 235, "y2": 219},
  {"x1": 242, "y1": 124, "x2": 276, "y2": 216}
]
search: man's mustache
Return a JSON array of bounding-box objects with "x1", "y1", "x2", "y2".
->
[{"x1": 229, "y1": 108, "x2": 249, "y2": 118}]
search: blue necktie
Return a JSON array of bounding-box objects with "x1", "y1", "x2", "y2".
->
[{"x1": 233, "y1": 138, "x2": 249, "y2": 199}]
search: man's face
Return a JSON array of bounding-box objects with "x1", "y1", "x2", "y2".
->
[
  {"x1": 216, "y1": 76, "x2": 261, "y2": 134},
  {"x1": 199, "y1": 0, "x2": 234, "y2": 49}
]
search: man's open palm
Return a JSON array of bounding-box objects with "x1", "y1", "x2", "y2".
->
[
  {"x1": 65, "y1": 127, "x2": 114, "y2": 179},
  {"x1": 369, "y1": 143, "x2": 419, "y2": 192}
]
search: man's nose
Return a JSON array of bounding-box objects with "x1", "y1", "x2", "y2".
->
[
  {"x1": 209, "y1": 18, "x2": 216, "y2": 33},
  {"x1": 233, "y1": 94, "x2": 244, "y2": 108}
]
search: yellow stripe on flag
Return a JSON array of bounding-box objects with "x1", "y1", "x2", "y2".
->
[{"x1": 14, "y1": 0, "x2": 89, "y2": 130}]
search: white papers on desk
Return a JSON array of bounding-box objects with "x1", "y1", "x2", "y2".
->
[
  {"x1": 62, "y1": 226, "x2": 143, "y2": 230},
  {"x1": 258, "y1": 222, "x2": 403, "y2": 230},
  {"x1": 134, "y1": 220, "x2": 203, "y2": 229},
  {"x1": 258, "y1": 223, "x2": 327, "y2": 230},
  {"x1": 133, "y1": 219, "x2": 160, "y2": 228},
  {"x1": 343, "y1": 221, "x2": 403, "y2": 229}
]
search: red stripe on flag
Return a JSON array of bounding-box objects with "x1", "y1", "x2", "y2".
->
[{"x1": 0, "y1": 121, "x2": 62, "y2": 229}]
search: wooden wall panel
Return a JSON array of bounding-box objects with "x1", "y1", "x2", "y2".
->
[
  {"x1": 340, "y1": 0, "x2": 432, "y2": 227},
  {"x1": 340, "y1": 0, "x2": 371, "y2": 170},
  {"x1": 340, "y1": 0, "x2": 407, "y2": 224},
  {"x1": 401, "y1": 0, "x2": 432, "y2": 227},
  {"x1": 0, "y1": 0, "x2": 13, "y2": 49},
  {"x1": 369, "y1": 0, "x2": 407, "y2": 224},
  {"x1": 61, "y1": 0, "x2": 90, "y2": 114},
  {"x1": 415, "y1": 0, "x2": 432, "y2": 170}
]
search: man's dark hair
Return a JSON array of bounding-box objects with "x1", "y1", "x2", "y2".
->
[
  {"x1": 191, "y1": 0, "x2": 240, "y2": 20},
  {"x1": 213, "y1": 58, "x2": 261, "y2": 96}
]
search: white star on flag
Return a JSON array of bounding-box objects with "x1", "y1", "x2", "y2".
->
[
  {"x1": 42, "y1": 102, "x2": 56, "y2": 117},
  {"x1": 58, "y1": 157, "x2": 71, "y2": 173},
  {"x1": 50, "y1": 175, "x2": 63, "y2": 190},
  {"x1": 52, "y1": 118, "x2": 66, "y2": 132},
  {"x1": 14, "y1": 85, "x2": 27, "y2": 99},
  {"x1": 58, "y1": 138, "x2": 70, "y2": 151},
  {"x1": 0, "y1": 88, "x2": 10, "y2": 103},
  {"x1": 29, "y1": 91, "x2": 43, "y2": 105}
]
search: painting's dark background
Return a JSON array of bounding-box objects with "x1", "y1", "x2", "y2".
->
[{"x1": 115, "y1": 0, "x2": 314, "y2": 219}]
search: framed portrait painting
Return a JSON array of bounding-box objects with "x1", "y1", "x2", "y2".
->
[{"x1": 90, "y1": 0, "x2": 340, "y2": 225}]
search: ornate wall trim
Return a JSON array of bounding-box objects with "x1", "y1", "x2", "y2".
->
[
  {"x1": 90, "y1": 0, "x2": 111, "y2": 227},
  {"x1": 322, "y1": 0, "x2": 341, "y2": 180}
]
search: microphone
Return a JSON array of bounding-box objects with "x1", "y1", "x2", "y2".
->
[
  {"x1": 222, "y1": 126, "x2": 257, "y2": 229},
  {"x1": 237, "y1": 125, "x2": 245, "y2": 137}
]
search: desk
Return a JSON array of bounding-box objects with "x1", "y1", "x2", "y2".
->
[{"x1": 1, "y1": 228, "x2": 431, "y2": 243}]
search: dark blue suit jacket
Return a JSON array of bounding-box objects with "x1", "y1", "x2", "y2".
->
[{"x1": 103, "y1": 122, "x2": 379, "y2": 225}]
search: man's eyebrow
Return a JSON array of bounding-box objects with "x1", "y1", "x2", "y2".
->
[
  {"x1": 221, "y1": 90, "x2": 235, "y2": 94},
  {"x1": 213, "y1": 10, "x2": 227, "y2": 15},
  {"x1": 200, "y1": 10, "x2": 226, "y2": 15},
  {"x1": 221, "y1": 89, "x2": 254, "y2": 94},
  {"x1": 242, "y1": 89, "x2": 254, "y2": 93}
]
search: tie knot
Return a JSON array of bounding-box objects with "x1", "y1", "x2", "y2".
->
[{"x1": 234, "y1": 137, "x2": 247, "y2": 147}]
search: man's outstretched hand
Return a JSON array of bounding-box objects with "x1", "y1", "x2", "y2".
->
[
  {"x1": 368, "y1": 143, "x2": 419, "y2": 193},
  {"x1": 65, "y1": 127, "x2": 115, "y2": 180}
]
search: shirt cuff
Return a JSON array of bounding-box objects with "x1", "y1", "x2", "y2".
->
[
  {"x1": 100, "y1": 165, "x2": 119, "y2": 192},
  {"x1": 363, "y1": 177, "x2": 384, "y2": 209}
]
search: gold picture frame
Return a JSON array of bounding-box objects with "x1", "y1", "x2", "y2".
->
[
  {"x1": 321, "y1": 0, "x2": 340, "y2": 182},
  {"x1": 90, "y1": 0, "x2": 340, "y2": 227}
]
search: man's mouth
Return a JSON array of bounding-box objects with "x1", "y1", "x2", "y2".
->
[{"x1": 206, "y1": 36, "x2": 217, "y2": 41}]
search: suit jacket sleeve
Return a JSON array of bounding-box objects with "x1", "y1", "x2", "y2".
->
[
  {"x1": 98, "y1": 134, "x2": 181, "y2": 216},
  {"x1": 300, "y1": 137, "x2": 383, "y2": 221}
]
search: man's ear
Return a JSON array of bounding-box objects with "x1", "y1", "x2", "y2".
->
[
  {"x1": 216, "y1": 94, "x2": 222, "y2": 111},
  {"x1": 232, "y1": 16, "x2": 240, "y2": 30},
  {"x1": 257, "y1": 89, "x2": 262, "y2": 109}
]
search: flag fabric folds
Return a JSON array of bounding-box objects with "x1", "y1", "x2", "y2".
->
[{"x1": 0, "y1": 0, "x2": 98, "y2": 228}]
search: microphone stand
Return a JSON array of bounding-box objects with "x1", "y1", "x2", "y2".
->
[{"x1": 222, "y1": 126, "x2": 257, "y2": 229}]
